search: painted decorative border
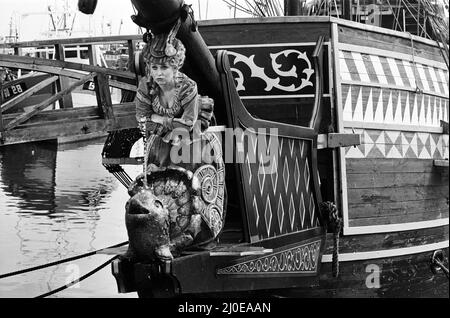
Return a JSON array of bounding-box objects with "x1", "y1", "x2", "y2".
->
[
  {"x1": 217, "y1": 240, "x2": 321, "y2": 275},
  {"x1": 342, "y1": 85, "x2": 449, "y2": 129},
  {"x1": 344, "y1": 128, "x2": 449, "y2": 160},
  {"x1": 338, "y1": 47, "x2": 449, "y2": 98},
  {"x1": 322, "y1": 239, "x2": 449, "y2": 262}
]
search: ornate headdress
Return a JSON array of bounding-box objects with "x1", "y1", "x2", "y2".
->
[{"x1": 142, "y1": 20, "x2": 186, "y2": 70}]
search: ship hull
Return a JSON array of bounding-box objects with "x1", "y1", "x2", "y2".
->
[{"x1": 108, "y1": 14, "x2": 448, "y2": 297}]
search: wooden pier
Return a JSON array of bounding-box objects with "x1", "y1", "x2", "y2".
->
[{"x1": 0, "y1": 35, "x2": 143, "y2": 146}]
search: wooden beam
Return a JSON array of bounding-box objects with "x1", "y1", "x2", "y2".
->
[
  {"x1": 5, "y1": 34, "x2": 142, "y2": 48},
  {"x1": 55, "y1": 43, "x2": 74, "y2": 109},
  {"x1": 5, "y1": 72, "x2": 96, "y2": 131},
  {"x1": 94, "y1": 73, "x2": 115, "y2": 121},
  {"x1": 0, "y1": 54, "x2": 135, "y2": 80},
  {"x1": 327, "y1": 132, "x2": 361, "y2": 148},
  {"x1": 344, "y1": 121, "x2": 444, "y2": 134},
  {"x1": 87, "y1": 44, "x2": 98, "y2": 66},
  {"x1": 109, "y1": 79, "x2": 137, "y2": 92},
  {"x1": 0, "y1": 83, "x2": 4, "y2": 132},
  {"x1": 0, "y1": 60, "x2": 137, "y2": 91},
  {"x1": 0, "y1": 114, "x2": 136, "y2": 145},
  {"x1": 1, "y1": 76, "x2": 58, "y2": 113},
  {"x1": 0, "y1": 60, "x2": 90, "y2": 80},
  {"x1": 440, "y1": 120, "x2": 449, "y2": 134},
  {"x1": 434, "y1": 160, "x2": 449, "y2": 168}
]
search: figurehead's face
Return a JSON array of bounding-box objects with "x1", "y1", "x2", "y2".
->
[{"x1": 149, "y1": 62, "x2": 176, "y2": 86}]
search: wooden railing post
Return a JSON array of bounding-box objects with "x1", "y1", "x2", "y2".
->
[
  {"x1": 87, "y1": 44, "x2": 98, "y2": 66},
  {"x1": 127, "y1": 40, "x2": 135, "y2": 63},
  {"x1": 0, "y1": 82, "x2": 4, "y2": 137},
  {"x1": 54, "y1": 43, "x2": 74, "y2": 109},
  {"x1": 94, "y1": 73, "x2": 115, "y2": 125}
]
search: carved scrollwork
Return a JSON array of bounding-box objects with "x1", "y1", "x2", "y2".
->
[{"x1": 228, "y1": 49, "x2": 314, "y2": 93}]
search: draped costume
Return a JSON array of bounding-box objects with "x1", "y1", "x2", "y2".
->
[{"x1": 135, "y1": 71, "x2": 201, "y2": 168}]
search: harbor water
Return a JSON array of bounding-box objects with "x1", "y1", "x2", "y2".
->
[{"x1": 0, "y1": 138, "x2": 140, "y2": 298}]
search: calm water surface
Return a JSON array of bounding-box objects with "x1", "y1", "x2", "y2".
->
[{"x1": 0, "y1": 138, "x2": 140, "y2": 298}]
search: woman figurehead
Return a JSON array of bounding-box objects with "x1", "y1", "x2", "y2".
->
[{"x1": 142, "y1": 34, "x2": 186, "y2": 85}]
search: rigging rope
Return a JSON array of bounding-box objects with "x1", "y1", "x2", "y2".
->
[
  {"x1": 320, "y1": 201, "x2": 342, "y2": 278},
  {"x1": 35, "y1": 256, "x2": 119, "y2": 298},
  {"x1": 0, "y1": 241, "x2": 128, "y2": 280}
]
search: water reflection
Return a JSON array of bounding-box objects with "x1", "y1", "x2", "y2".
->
[{"x1": 0, "y1": 139, "x2": 138, "y2": 297}]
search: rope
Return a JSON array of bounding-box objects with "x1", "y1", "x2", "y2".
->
[
  {"x1": 0, "y1": 241, "x2": 128, "y2": 280},
  {"x1": 332, "y1": 215, "x2": 342, "y2": 278},
  {"x1": 431, "y1": 251, "x2": 449, "y2": 279},
  {"x1": 35, "y1": 256, "x2": 119, "y2": 298},
  {"x1": 433, "y1": 258, "x2": 449, "y2": 279},
  {"x1": 408, "y1": 32, "x2": 422, "y2": 93},
  {"x1": 320, "y1": 201, "x2": 342, "y2": 278}
]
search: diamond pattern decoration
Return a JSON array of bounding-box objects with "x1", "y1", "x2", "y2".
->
[
  {"x1": 257, "y1": 152, "x2": 266, "y2": 194},
  {"x1": 309, "y1": 194, "x2": 316, "y2": 228},
  {"x1": 288, "y1": 194, "x2": 296, "y2": 231},
  {"x1": 346, "y1": 129, "x2": 448, "y2": 159},
  {"x1": 264, "y1": 197, "x2": 272, "y2": 238},
  {"x1": 245, "y1": 154, "x2": 252, "y2": 186},
  {"x1": 242, "y1": 134, "x2": 319, "y2": 241},
  {"x1": 294, "y1": 159, "x2": 301, "y2": 193},
  {"x1": 270, "y1": 157, "x2": 278, "y2": 194},
  {"x1": 299, "y1": 192, "x2": 306, "y2": 229},
  {"x1": 304, "y1": 158, "x2": 310, "y2": 194},
  {"x1": 252, "y1": 196, "x2": 260, "y2": 231},
  {"x1": 283, "y1": 156, "x2": 290, "y2": 193},
  {"x1": 277, "y1": 194, "x2": 285, "y2": 234},
  {"x1": 278, "y1": 138, "x2": 284, "y2": 157}
]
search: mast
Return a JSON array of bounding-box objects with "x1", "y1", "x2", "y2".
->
[{"x1": 284, "y1": 0, "x2": 300, "y2": 16}]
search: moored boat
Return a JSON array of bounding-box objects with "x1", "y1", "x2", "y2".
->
[{"x1": 78, "y1": 0, "x2": 448, "y2": 297}]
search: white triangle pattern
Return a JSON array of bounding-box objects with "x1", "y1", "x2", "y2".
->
[{"x1": 342, "y1": 85, "x2": 444, "y2": 128}]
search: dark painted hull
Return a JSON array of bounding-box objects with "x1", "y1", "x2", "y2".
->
[
  {"x1": 208, "y1": 249, "x2": 449, "y2": 298},
  {"x1": 104, "y1": 0, "x2": 448, "y2": 298},
  {"x1": 2, "y1": 73, "x2": 54, "y2": 113}
]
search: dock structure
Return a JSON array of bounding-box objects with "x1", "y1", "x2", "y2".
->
[{"x1": 0, "y1": 35, "x2": 143, "y2": 146}]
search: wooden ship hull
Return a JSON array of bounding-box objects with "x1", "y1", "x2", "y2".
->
[{"x1": 80, "y1": 0, "x2": 450, "y2": 297}]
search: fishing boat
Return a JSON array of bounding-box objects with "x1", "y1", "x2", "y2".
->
[{"x1": 77, "y1": 0, "x2": 448, "y2": 297}]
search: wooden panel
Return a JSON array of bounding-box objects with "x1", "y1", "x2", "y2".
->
[
  {"x1": 0, "y1": 114, "x2": 136, "y2": 145},
  {"x1": 348, "y1": 199, "x2": 448, "y2": 219},
  {"x1": 347, "y1": 171, "x2": 446, "y2": 188},
  {"x1": 200, "y1": 22, "x2": 331, "y2": 46},
  {"x1": 277, "y1": 249, "x2": 449, "y2": 297},
  {"x1": 349, "y1": 211, "x2": 449, "y2": 226},
  {"x1": 337, "y1": 25, "x2": 445, "y2": 63},
  {"x1": 347, "y1": 158, "x2": 440, "y2": 173},
  {"x1": 348, "y1": 184, "x2": 449, "y2": 204},
  {"x1": 346, "y1": 157, "x2": 449, "y2": 225},
  {"x1": 324, "y1": 226, "x2": 449, "y2": 254}
]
